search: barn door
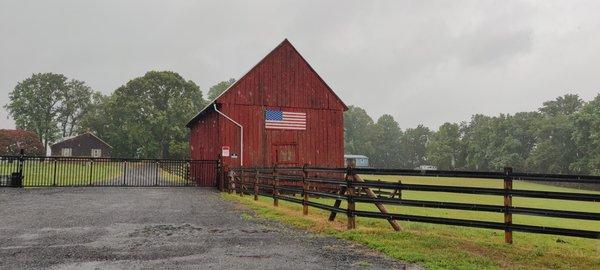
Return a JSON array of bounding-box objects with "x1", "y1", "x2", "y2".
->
[{"x1": 272, "y1": 144, "x2": 298, "y2": 166}]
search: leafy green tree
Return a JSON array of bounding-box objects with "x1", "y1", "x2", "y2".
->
[
  {"x1": 539, "y1": 94, "x2": 583, "y2": 116},
  {"x1": 78, "y1": 92, "x2": 110, "y2": 136},
  {"x1": 343, "y1": 106, "x2": 376, "y2": 159},
  {"x1": 401, "y1": 125, "x2": 431, "y2": 168},
  {"x1": 570, "y1": 94, "x2": 600, "y2": 174},
  {"x1": 56, "y1": 79, "x2": 94, "y2": 137},
  {"x1": 371, "y1": 114, "x2": 403, "y2": 168},
  {"x1": 86, "y1": 71, "x2": 205, "y2": 158},
  {"x1": 426, "y1": 122, "x2": 461, "y2": 170},
  {"x1": 526, "y1": 115, "x2": 576, "y2": 173},
  {"x1": 509, "y1": 112, "x2": 542, "y2": 169},
  {"x1": 6, "y1": 73, "x2": 96, "y2": 152},
  {"x1": 6, "y1": 73, "x2": 66, "y2": 151},
  {"x1": 208, "y1": 78, "x2": 236, "y2": 101},
  {"x1": 526, "y1": 95, "x2": 583, "y2": 173}
]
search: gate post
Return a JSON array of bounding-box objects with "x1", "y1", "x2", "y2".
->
[
  {"x1": 217, "y1": 159, "x2": 224, "y2": 191},
  {"x1": 504, "y1": 167, "x2": 513, "y2": 244},
  {"x1": 12, "y1": 149, "x2": 24, "y2": 188}
]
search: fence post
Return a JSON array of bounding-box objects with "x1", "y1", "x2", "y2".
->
[
  {"x1": 154, "y1": 160, "x2": 159, "y2": 187},
  {"x1": 122, "y1": 161, "x2": 127, "y2": 186},
  {"x1": 53, "y1": 158, "x2": 57, "y2": 186},
  {"x1": 273, "y1": 165, "x2": 279, "y2": 206},
  {"x1": 398, "y1": 180, "x2": 402, "y2": 200},
  {"x1": 346, "y1": 165, "x2": 356, "y2": 230},
  {"x1": 504, "y1": 167, "x2": 513, "y2": 244},
  {"x1": 239, "y1": 172, "x2": 244, "y2": 197},
  {"x1": 302, "y1": 164, "x2": 309, "y2": 215},
  {"x1": 89, "y1": 159, "x2": 93, "y2": 186},
  {"x1": 254, "y1": 169, "x2": 259, "y2": 201},
  {"x1": 227, "y1": 169, "x2": 234, "y2": 194}
]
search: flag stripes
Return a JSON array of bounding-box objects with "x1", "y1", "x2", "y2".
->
[{"x1": 265, "y1": 110, "x2": 306, "y2": 130}]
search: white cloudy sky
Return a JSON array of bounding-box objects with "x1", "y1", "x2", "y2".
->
[{"x1": 1, "y1": 0, "x2": 599, "y2": 130}]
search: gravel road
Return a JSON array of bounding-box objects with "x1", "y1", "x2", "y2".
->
[{"x1": 0, "y1": 187, "x2": 415, "y2": 269}]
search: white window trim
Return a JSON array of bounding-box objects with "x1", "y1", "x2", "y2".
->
[{"x1": 91, "y1": 149, "x2": 101, "y2": 158}]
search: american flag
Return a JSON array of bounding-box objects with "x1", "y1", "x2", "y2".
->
[{"x1": 265, "y1": 109, "x2": 306, "y2": 130}]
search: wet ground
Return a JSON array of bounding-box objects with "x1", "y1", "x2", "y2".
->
[{"x1": 0, "y1": 187, "x2": 414, "y2": 269}]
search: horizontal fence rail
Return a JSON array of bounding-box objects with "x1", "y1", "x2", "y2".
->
[
  {"x1": 228, "y1": 166, "x2": 600, "y2": 244},
  {"x1": 0, "y1": 154, "x2": 220, "y2": 187}
]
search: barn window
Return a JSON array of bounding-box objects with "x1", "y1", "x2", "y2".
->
[
  {"x1": 91, "y1": 149, "x2": 101, "y2": 158},
  {"x1": 61, "y1": 148, "x2": 72, "y2": 157},
  {"x1": 276, "y1": 144, "x2": 297, "y2": 164}
]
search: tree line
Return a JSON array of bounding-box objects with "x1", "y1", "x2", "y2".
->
[
  {"x1": 345, "y1": 94, "x2": 600, "y2": 175},
  {"x1": 5, "y1": 72, "x2": 235, "y2": 159},
  {"x1": 5, "y1": 72, "x2": 599, "y2": 174}
]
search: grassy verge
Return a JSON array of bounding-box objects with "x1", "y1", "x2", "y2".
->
[{"x1": 222, "y1": 176, "x2": 600, "y2": 270}]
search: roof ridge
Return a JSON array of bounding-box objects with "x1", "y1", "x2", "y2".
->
[
  {"x1": 51, "y1": 132, "x2": 112, "y2": 148},
  {"x1": 185, "y1": 39, "x2": 347, "y2": 127}
]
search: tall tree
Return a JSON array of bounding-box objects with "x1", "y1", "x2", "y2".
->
[
  {"x1": 539, "y1": 94, "x2": 583, "y2": 116},
  {"x1": 56, "y1": 79, "x2": 94, "y2": 137},
  {"x1": 526, "y1": 94, "x2": 583, "y2": 173},
  {"x1": 570, "y1": 94, "x2": 600, "y2": 174},
  {"x1": 372, "y1": 114, "x2": 403, "y2": 168},
  {"x1": 343, "y1": 106, "x2": 376, "y2": 158},
  {"x1": 426, "y1": 122, "x2": 462, "y2": 170},
  {"x1": 6, "y1": 73, "x2": 67, "y2": 151},
  {"x1": 88, "y1": 71, "x2": 205, "y2": 158},
  {"x1": 207, "y1": 78, "x2": 236, "y2": 101},
  {"x1": 402, "y1": 125, "x2": 431, "y2": 168}
]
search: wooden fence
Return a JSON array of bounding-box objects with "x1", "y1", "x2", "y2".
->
[{"x1": 228, "y1": 166, "x2": 600, "y2": 244}]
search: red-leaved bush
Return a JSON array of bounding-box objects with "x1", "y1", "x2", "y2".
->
[{"x1": 0, "y1": 129, "x2": 44, "y2": 156}]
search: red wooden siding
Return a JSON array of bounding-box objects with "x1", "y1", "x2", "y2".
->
[
  {"x1": 189, "y1": 110, "x2": 219, "y2": 160},
  {"x1": 216, "y1": 40, "x2": 346, "y2": 111},
  {"x1": 189, "y1": 39, "x2": 346, "y2": 178}
]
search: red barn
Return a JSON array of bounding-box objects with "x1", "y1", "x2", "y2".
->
[{"x1": 187, "y1": 39, "x2": 347, "y2": 185}]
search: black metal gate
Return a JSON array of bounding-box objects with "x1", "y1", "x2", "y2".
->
[{"x1": 0, "y1": 155, "x2": 220, "y2": 187}]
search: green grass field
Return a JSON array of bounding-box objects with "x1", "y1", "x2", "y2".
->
[
  {"x1": 0, "y1": 162, "x2": 123, "y2": 186},
  {"x1": 224, "y1": 175, "x2": 600, "y2": 270}
]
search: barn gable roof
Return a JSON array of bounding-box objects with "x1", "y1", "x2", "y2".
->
[
  {"x1": 52, "y1": 132, "x2": 113, "y2": 149},
  {"x1": 186, "y1": 39, "x2": 347, "y2": 128}
]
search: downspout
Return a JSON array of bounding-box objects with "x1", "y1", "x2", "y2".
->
[{"x1": 213, "y1": 104, "x2": 243, "y2": 167}]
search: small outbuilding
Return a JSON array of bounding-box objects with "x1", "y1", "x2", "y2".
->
[
  {"x1": 51, "y1": 132, "x2": 112, "y2": 158},
  {"x1": 344, "y1": 154, "x2": 370, "y2": 168},
  {"x1": 187, "y1": 39, "x2": 347, "y2": 171}
]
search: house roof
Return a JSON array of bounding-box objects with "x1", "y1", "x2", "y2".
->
[
  {"x1": 52, "y1": 132, "x2": 113, "y2": 148},
  {"x1": 186, "y1": 39, "x2": 347, "y2": 128},
  {"x1": 0, "y1": 129, "x2": 39, "y2": 138}
]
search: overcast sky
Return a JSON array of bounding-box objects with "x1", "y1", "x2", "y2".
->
[{"x1": 1, "y1": 0, "x2": 599, "y2": 130}]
